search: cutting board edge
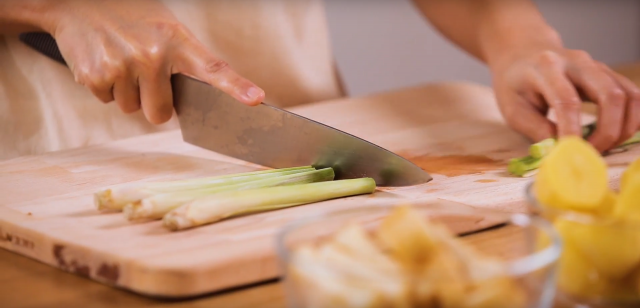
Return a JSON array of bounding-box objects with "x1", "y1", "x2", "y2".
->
[{"x1": 0, "y1": 214, "x2": 282, "y2": 298}]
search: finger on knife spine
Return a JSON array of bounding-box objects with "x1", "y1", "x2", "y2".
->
[{"x1": 176, "y1": 43, "x2": 264, "y2": 106}]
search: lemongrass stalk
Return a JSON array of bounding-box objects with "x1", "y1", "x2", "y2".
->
[
  {"x1": 163, "y1": 178, "x2": 377, "y2": 231},
  {"x1": 620, "y1": 131, "x2": 640, "y2": 147},
  {"x1": 582, "y1": 123, "x2": 597, "y2": 139},
  {"x1": 508, "y1": 156, "x2": 542, "y2": 177},
  {"x1": 94, "y1": 166, "x2": 314, "y2": 211},
  {"x1": 123, "y1": 168, "x2": 335, "y2": 221},
  {"x1": 529, "y1": 138, "x2": 556, "y2": 159}
]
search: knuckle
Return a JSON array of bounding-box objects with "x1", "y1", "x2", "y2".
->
[
  {"x1": 554, "y1": 99, "x2": 581, "y2": 112},
  {"x1": 630, "y1": 88, "x2": 640, "y2": 103},
  {"x1": 601, "y1": 88, "x2": 626, "y2": 106},
  {"x1": 569, "y1": 49, "x2": 592, "y2": 62},
  {"x1": 131, "y1": 47, "x2": 162, "y2": 67},
  {"x1": 204, "y1": 59, "x2": 230, "y2": 74},
  {"x1": 535, "y1": 50, "x2": 562, "y2": 67},
  {"x1": 155, "y1": 21, "x2": 189, "y2": 41},
  {"x1": 102, "y1": 65, "x2": 125, "y2": 83},
  {"x1": 73, "y1": 67, "x2": 91, "y2": 86},
  {"x1": 131, "y1": 47, "x2": 151, "y2": 62}
]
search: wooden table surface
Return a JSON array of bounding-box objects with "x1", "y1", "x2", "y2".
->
[
  {"x1": 0, "y1": 224, "x2": 528, "y2": 308},
  {"x1": 3, "y1": 62, "x2": 639, "y2": 308}
]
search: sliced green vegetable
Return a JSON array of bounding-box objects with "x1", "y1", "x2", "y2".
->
[
  {"x1": 123, "y1": 167, "x2": 335, "y2": 221},
  {"x1": 163, "y1": 178, "x2": 377, "y2": 231},
  {"x1": 508, "y1": 156, "x2": 543, "y2": 177},
  {"x1": 95, "y1": 166, "x2": 315, "y2": 211},
  {"x1": 582, "y1": 123, "x2": 597, "y2": 139},
  {"x1": 529, "y1": 138, "x2": 556, "y2": 159},
  {"x1": 620, "y1": 131, "x2": 640, "y2": 148},
  {"x1": 508, "y1": 123, "x2": 640, "y2": 177}
]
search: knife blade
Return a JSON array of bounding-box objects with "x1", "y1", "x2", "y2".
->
[{"x1": 19, "y1": 32, "x2": 432, "y2": 186}]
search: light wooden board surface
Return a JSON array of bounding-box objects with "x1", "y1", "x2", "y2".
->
[{"x1": 1, "y1": 81, "x2": 638, "y2": 298}]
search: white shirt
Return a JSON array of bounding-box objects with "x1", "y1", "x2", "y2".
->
[{"x1": 0, "y1": 0, "x2": 343, "y2": 160}]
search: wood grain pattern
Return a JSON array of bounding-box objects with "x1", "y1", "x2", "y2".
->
[{"x1": 1, "y1": 81, "x2": 638, "y2": 298}]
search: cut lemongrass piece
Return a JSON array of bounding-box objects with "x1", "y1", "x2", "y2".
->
[
  {"x1": 529, "y1": 138, "x2": 556, "y2": 159},
  {"x1": 620, "y1": 131, "x2": 640, "y2": 148},
  {"x1": 508, "y1": 156, "x2": 542, "y2": 177},
  {"x1": 94, "y1": 166, "x2": 314, "y2": 211},
  {"x1": 163, "y1": 178, "x2": 377, "y2": 231},
  {"x1": 123, "y1": 168, "x2": 335, "y2": 221}
]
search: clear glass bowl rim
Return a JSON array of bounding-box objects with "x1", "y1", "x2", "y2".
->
[{"x1": 274, "y1": 203, "x2": 562, "y2": 278}]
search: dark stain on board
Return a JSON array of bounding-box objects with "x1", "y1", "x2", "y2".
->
[
  {"x1": 53, "y1": 244, "x2": 67, "y2": 268},
  {"x1": 70, "y1": 261, "x2": 90, "y2": 278},
  {"x1": 52, "y1": 244, "x2": 120, "y2": 284},
  {"x1": 97, "y1": 263, "x2": 120, "y2": 283}
]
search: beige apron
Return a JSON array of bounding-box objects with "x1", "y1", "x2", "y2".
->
[{"x1": 0, "y1": 0, "x2": 343, "y2": 160}]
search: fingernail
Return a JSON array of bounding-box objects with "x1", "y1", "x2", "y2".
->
[{"x1": 245, "y1": 87, "x2": 264, "y2": 102}]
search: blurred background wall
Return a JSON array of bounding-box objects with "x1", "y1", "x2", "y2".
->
[{"x1": 324, "y1": 0, "x2": 640, "y2": 96}]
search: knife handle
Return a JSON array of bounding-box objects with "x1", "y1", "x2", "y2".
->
[{"x1": 19, "y1": 32, "x2": 68, "y2": 66}]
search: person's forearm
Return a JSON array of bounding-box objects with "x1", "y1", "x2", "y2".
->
[
  {"x1": 0, "y1": 0, "x2": 59, "y2": 34},
  {"x1": 411, "y1": 0, "x2": 563, "y2": 67}
]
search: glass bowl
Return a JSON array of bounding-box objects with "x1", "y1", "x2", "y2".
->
[
  {"x1": 525, "y1": 182, "x2": 640, "y2": 308},
  {"x1": 275, "y1": 202, "x2": 561, "y2": 308}
]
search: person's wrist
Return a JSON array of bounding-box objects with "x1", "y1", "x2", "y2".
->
[
  {"x1": 2, "y1": 0, "x2": 68, "y2": 34},
  {"x1": 35, "y1": 0, "x2": 72, "y2": 35},
  {"x1": 481, "y1": 22, "x2": 564, "y2": 72}
]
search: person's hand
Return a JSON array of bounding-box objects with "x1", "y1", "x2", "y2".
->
[
  {"x1": 490, "y1": 47, "x2": 640, "y2": 153},
  {"x1": 42, "y1": 0, "x2": 264, "y2": 124}
]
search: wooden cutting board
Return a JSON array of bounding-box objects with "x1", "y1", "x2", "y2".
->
[{"x1": 1, "y1": 82, "x2": 637, "y2": 298}]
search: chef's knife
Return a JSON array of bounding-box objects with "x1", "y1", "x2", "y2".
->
[{"x1": 19, "y1": 32, "x2": 432, "y2": 186}]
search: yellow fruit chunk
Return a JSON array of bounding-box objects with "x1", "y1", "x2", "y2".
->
[
  {"x1": 555, "y1": 218, "x2": 640, "y2": 280},
  {"x1": 377, "y1": 206, "x2": 439, "y2": 267},
  {"x1": 556, "y1": 242, "x2": 609, "y2": 300},
  {"x1": 614, "y1": 174, "x2": 640, "y2": 221},
  {"x1": 534, "y1": 136, "x2": 608, "y2": 211},
  {"x1": 594, "y1": 189, "x2": 618, "y2": 216},
  {"x1": 329, "y1": 223, "x2": 399, "y2": 271},
  {"x1": 621, "y1": 157, "x2": 640, "y2": 192},
  {"x1": 415, "y1": 250, "x2": 467, "y2": 307}
]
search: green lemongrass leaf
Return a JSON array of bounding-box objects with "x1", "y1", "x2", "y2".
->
[
  {"x1": 95, "y1": 166, "x2": 314, "y2": 211},
  {"x1": 529, "y1": 138, "x2": 556, "y2": 159},
  {"x1": 163, "y1": 178, "x2": 377, "y2": 231},
  {"x1": 124, "y1": 168, "x2": 335, "y2": 220},
  {"x1": 508, "y1": 156, "x2": 542, "y2": 177}
]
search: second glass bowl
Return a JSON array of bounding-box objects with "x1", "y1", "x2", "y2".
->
[
  {"x1": 526, "y1": 182, "x2": 640, "y2": 308},
  {"x1": 276, "y1": 202, "x2": 561, "y2": 308}
]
